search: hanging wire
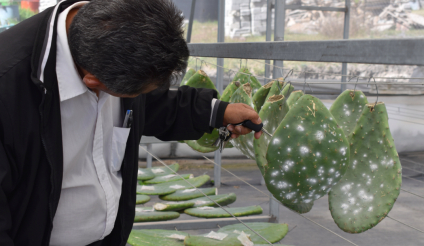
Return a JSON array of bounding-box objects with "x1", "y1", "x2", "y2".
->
[
  {"x1": 400, "y1": 188, "x2": 424, "y2": 200},
  {"x1": 247, "y1": 58, "x2": 424, "y2": 80},
  {"x1": 139, "y1": 146, "x2": 274, "y2": 245},
  {"x1": 402, "y1": 175, "x2": 424, "y2": 184},
  {"x1": 386, "y1": 216, "x2": 424, "y2": 234},
  {"x1": 401, "y1": 158, "x2": 424, "y2": 168},
  {"x1": 202, "y1": 156, "x2": 360, "y2": 246}
]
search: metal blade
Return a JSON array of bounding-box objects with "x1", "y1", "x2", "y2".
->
[{"x1": 261, "y1": 128, "x2": 273, "y2": 137}]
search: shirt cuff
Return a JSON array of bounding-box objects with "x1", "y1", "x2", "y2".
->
[{"x1": 210, "y1": 99, "x2": 229, "y2": 128}]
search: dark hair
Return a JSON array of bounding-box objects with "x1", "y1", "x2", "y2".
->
[{"x1": 69, "y1": 0, "x2": 189, "y2": 95}]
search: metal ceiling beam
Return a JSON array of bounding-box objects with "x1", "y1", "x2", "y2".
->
[{"x1": 188, "y1": 39, "x2": 424, "y2": 66}]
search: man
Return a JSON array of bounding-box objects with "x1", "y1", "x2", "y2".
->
[{"x1": 0, "y1": 0, "x2": 261, "y2": 245}]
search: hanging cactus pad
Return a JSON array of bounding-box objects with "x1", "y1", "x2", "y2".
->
[
  {"x1": 264, "y1": 95, "x2": 350, "y2": 205},
  {"x1": 329, "y1": 102, "x2": 402, "y2": 233}
]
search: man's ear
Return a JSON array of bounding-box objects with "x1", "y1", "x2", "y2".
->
[{"x1": 82, "y1": 73, "x2": 103, "y2": 90}]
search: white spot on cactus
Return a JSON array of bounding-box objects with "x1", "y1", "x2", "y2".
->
[
  {"x1": 341, "y1": 184, "x2": 352, "y2": 192},
  {"x1": 271, "y1": 171, "x2": 279, "y2": 177},
  {"x1": 316, "y1": 152, "x2": 321, "y2": 157},
  {"x1": 341, "y1": 203, "x2": 349, "y2": 210},
  {"x1": 315, "y1": 131, "x2": 324, "y2": 141},
  {"x1": 329, "y1": 168, "x2": 335, "y2": 173},
  {"x1": 348, "y1": 197, "x2": 355, "y2": 204},
  {"x1": 300, "y1": 146, "x2": 309, "y2": 155},
  {"x1": 345, "y1": 110, "x2": 351, "y2": 116},
  {"x1": 380, "y1": 184, "x2": 384, "y2": 188},
  {"x1": 282, "y1": 160, "x2": 295, "y2": 171},
  {"x1": 309, "y1": 178, "x2": 317, "y2": 184},
  {"x1": 340, "y1": 147, "x2": 347, "y2": 156},
  {"x1": 273, "y1": 138, "x2": 280, "y2": 145},
  {"x1": 363, "y1": 154, "x2": 367, "y2": 157},
  {"x1": 368, "y1": 206, "x2": 373, "y2": 211},
  {"x1": 277, "y1": 181, "x2": 288, "y2": 189},
  {"x1": 297, "y1": 125, "x2": 305, "y2": 131},
  {"x1": 287, "y1": 147, "x2": 291, "y2": 152}
]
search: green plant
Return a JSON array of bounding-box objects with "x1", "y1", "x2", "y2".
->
[{"x1": 329, "y1": 102, "x2": 402, "y2": 233}]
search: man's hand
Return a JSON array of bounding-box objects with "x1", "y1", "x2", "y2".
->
[{"x1": 223, "y1": 103, "x2": 262, "y2": 139}]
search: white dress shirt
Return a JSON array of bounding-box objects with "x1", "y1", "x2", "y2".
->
[
  {"x1": 49, "y1": 3, "x2": 221, "y2": 246},
  {"x1": 50, "y1": 2, "x2": 129, "y2": 245}
]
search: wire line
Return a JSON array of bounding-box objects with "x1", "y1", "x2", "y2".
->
[
  {"x1": 387, "y1": 216, "x2": 424, "y2": 234},
  {"x1": 139, "y1": 146, "x2": 274, "y2": 245}
]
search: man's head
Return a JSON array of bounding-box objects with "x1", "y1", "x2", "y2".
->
[{"x1": 69, "y1": 0, "x2": 188, "y2": 96}]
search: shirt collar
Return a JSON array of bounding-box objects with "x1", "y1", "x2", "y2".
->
[{"x1": 56, "y1": 1, "x2": 89, "y2": 102}]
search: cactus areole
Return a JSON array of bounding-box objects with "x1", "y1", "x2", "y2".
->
[
  {"x1": 264, "y1": 95, "x2": 350, "y2": 205},
  {"x1": 329, "y1": 102, "x2": 401, "y2": 233}
]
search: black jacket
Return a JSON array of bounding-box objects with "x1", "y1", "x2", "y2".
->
[{"x1": 0, "y1": 1, "x2": 226, "y2": 245}]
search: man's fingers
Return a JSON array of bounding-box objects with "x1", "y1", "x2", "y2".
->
[{"x1": 254, "y1": 131, "x2": 262, "y2": 139}]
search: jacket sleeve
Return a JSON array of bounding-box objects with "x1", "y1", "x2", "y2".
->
[
  {"x1": 143, "y1": 86, "x2": 218, "y2": 141},
  {"x1": 0, "y1": 139, "x2": 14, "y2": 246}
]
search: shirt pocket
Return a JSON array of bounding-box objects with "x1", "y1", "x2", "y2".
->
[{"x1": 111, "y1": 126, "x2": 131, "y2": 172}]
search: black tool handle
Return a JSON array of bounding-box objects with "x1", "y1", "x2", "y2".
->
[{"x1": 236, "y1": 120, "x2": 263, "y2": 132}]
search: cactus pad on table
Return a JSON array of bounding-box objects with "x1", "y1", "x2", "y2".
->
[
  {"x1": 153, "y1": 200, "x2": 195, "y2": 211},
  {"x1": 329, "y1": 102, "x2": 402, "y2": 233},
  {"x1": 229, "y1": 83, "x2": 256, "y2": 160},
  {"x1": 137, "y1": 175, "x2": 210, "y2": 196},
  {"x1": 330, "y1": 89, "x2": 369, "y2": 137},
  {"x1": 184, "y1": 232, "x2": 253, "y2": 246},
  {"x1": 159, "y1": 187, "x2": 217, "y2": 201},
  {"x1": 264, "y1": 95, "x2": 350, "y2": 205},
  {"x1": 184, "y1": 205, "x2": 263, "y2": 218},
  {"x1": 144, "y1": 173, "x2": 193, "y2": 184},
  {"x1": 133, "y1": 207, "x2": 180, "y2": 222},
  {"x1": 145, "y1": 163, "x2": 179, "y2": 177},
  {"x1": 218, "y1": 222, "x2": 289, "y2": 244},
  {"x1": 189, "y1": 193, "x2": 237, "y2": 207},
  {"x1": 137, "y1": 168, "x2": 155, "y2": 181},
  {"x1": 128, "y1": 229, "x2": 188, "y2": 246},
  {"x1": 136, "y1": 195, "x2": 151, "y2": 205}
]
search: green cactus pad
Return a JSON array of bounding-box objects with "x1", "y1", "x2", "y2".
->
[
  {"x1": 264, "y1": 80, "x2": 284, "y2": 103},
  {"x1": 137, "y1": 175, "x2": 210, "y2": 195},
  {"x1": 180, "y1": 68, "x2": 197, "y2": 86},
  {"x1": 189, "y1": 193, "x2": 237, "y2": 207},
  {"x1": 128, "y1": 229, "x2": 188, "y2": 246},
  {"x1": 252, "y1": 81, "x2": 273, "y2": 112},
  {"x1": 218, "y1": 222, "x2": 289, "y2": 244},
  {"x1": 185, "y1": 205, "x2": 263, "y2": 218},
  {"x1": 153, "y1": 200, "x2": 195, "y2": 211},
  {"x1": 232, "y1": 67, "x2": 262, "y2": 94},
  {"x1": 330, "y1": 89, "x2": 369, "y2": 137},
  {"x1": 159, "y1": 187, "x2": 217, "y2": 201},
  {"x1": 279, "y1": 83, "x2": 295, "y2": 99},
  {"x1": 254, "y1": 95, "x2": 290, "y2": 175},
  {"x1": 286, "y1": 90, "x2": 304, "y2": 109},
  {"x1": 329, "y1": 102, "x2": 402, "y2": 233},
  {"x1": 145, "y1": 163, "x2": 179, "y2": 177},
  {"x1": 186, "y1": 70, "x2": 220, "y2": 99},
  {"x1": 185, "y1": 140, "x2": 219, "y2": 153},
  {"x1": 221, "y1": 81, "x2": 241, "y2": 103},
  {"x1": 133, "y1": 207, "x2": 180, "y2": 222},
  {"x1": 229, "y1": 83, "x2": 256, "y2": 160},
  {"x1": 264, "y1": 95, "x2": 350, "y2": 205},
  {"x1": 184, "y1": 232, "x2": 249, "y2": 246},
  {"x1": 144, "y1": 173, "x2": 193, "y2": 184},
  {"x1": 196, "y1": 129, "x2": 220, "y2": 147},
  {"x1": 137, "y1": 168, "x2": 155, "y2": 181},
  {"x1": 283, "y1": 201, "x2": 314, "y2": 214},
  {"x1": 136, "y1": 195, "x2": 151, "y2": 205}
]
